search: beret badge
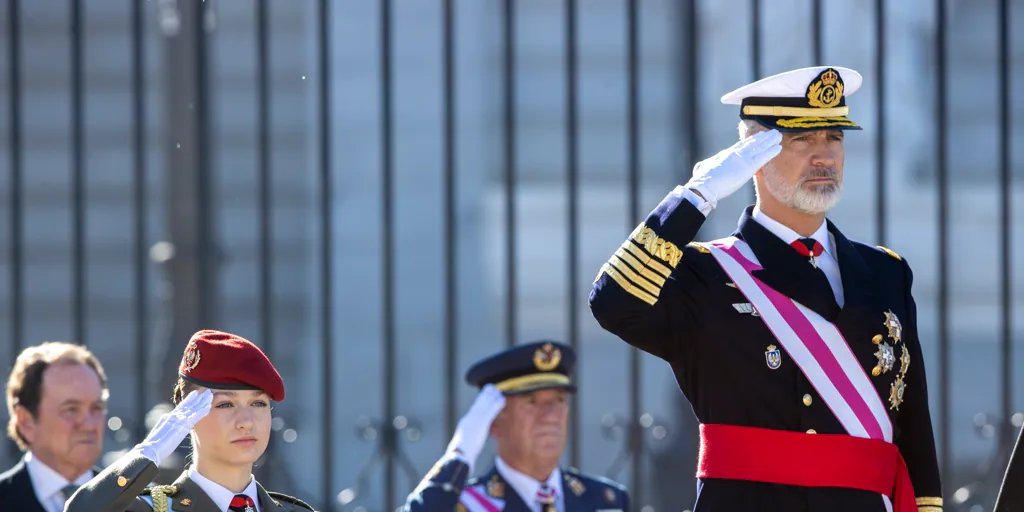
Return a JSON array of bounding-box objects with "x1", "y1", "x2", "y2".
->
[{"x1": 181, "y1": 341, "x2": 201, "y2": 373}]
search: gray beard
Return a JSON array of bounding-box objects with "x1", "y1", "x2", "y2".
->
[{"x1": 762, "y1": 164, "x2": 842, "y2": 214}]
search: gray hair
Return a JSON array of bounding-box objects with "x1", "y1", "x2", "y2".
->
[{"x1": 738, "y1": 119, "x2": 769, "y2": 140}]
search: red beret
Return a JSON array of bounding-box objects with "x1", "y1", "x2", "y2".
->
[{"x1": 178, "y1": 330, "x2": 285, "y2": 402}]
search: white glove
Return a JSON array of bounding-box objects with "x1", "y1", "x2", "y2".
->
[
  {"x1": 444, "y1": 384, "x2": 506, "y2": 472},
  {"x1": 684, "y1": 129, "x2": 783, "y2": 209},
  {"x1": 133, "y1": 389, "x2": 213, "y2": 466}
]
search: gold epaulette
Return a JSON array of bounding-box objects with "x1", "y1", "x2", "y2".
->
[
  {"x1": 877, "y1": 245, "x2": 901, "y2": 261},
  {"x1": 686, "y1": 242, "x2": 710, "y2": 254}
]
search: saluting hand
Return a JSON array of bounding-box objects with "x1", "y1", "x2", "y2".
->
[
  {"x1": 444, "y1": 384, "x2": 506, "y2": 472},
  {"x1": 683, "y1": 128, "x2": 783, "y2": 209},
  {"x1": 134, "y1": 389, "x2": 214, "y2": 467}
]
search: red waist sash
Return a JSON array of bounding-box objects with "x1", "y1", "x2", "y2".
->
[{"x1": 697, "y1": 423, "x2": 916, "y2": 511}]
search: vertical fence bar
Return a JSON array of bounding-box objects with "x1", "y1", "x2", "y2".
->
[
  {"x1": 997, "y1": 0, "x2": 1013, "y2": 460},
  {"x1": 750, "y1": 0, "x2": 760, "y2": 79},
  {"x1": 625, "y1": 0, "x2": 643, "y2": 502},
  {"x1": 70, "y1": 0, "x2": 86, "y2": 345},
  {"x1": 564, "y1": 0, "x2": 580, "y2": 470},
  {"x1": 317, "y1": 0, "x2": 335, "y2": 508},
  {"x1": 934, "y1": 0, "x2": 950, "y2": 496},
  {"x1": 380, "y1": 0, "x2": 397, "y2": 508},
  {"x1": 256, "y1": 0, "x2": 272, "y2": 372},
  {"x1": 254, "y1": 0, "x2": 274, "y2": 489},
  {"x1": 6, "y1": 0, "x2": 23, "y2": 464},
  {"x1": 810, "y1": 0, "x2": 822, "y2": 64},
  {"x1": 874, "y1": 0, "x2": 886, "y2": 245},
  {"x1": 683, "y1": 0, "x2": 699, "y2": 177},
  {"x1": 503, "y1": 0, "x2": 517, "y2": 348},
  {"x1": 130, "y1": 0, "x2": 149, "y2": 442},
  {"x1": 442, "y1": 0, "x2": 458, "y2": 439}
]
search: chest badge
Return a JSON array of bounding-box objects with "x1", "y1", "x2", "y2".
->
[
  {"x1": 765, "y1": 344, "x2": 782, "y2": 370},
  {"x1": 884, "y1": 310, "x2": 903, "y2": 344},
  {"x1": 871, "y1": 338, "x2": 896, "y2": 376},
  {"x1": 889, "y1": 373, "x2": 906, "y2": 410}
]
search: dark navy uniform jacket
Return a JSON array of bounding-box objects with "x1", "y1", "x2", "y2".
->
[
  {"x1": 588, "y1": 190, "x2": 943, "y2": 512},
  {"x1": 401, "y1": 456, "x2": 630, "y2": 512}
]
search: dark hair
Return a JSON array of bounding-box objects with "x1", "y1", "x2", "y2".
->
[
  {"x1": 172, "y1": 377, "x2": 201, "y2": 406},
  {"x1": 5, "y1": 342, "x2": 109, "y2": 450}
]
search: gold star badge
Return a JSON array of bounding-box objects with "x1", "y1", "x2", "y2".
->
[
  {"x1": 900, "y1": 346, "x2": 910, "y2": 375},
  {"x1": 872, "y1": 342, "x2": 896, "y2": 376},
  {"x1": 884, "y1": 311, "x2": 902, "y2": 344},
  {"x1": 889, "y1": 374, "x2": 906, "y2": 410}
]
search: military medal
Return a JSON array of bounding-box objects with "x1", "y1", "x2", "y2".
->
[
  {"x1": 765, "y1": 344, "x2": 782, "y2": 370},
  {"x1": 900, "y1": 345, "x2": 910, "y2": 375},
  {"x1": 884, "y1": 310, "x2": 902, "y2": 343},
  {"x1": 872, "y1": 342, "x2": 896, "y2": 376},
  {"x1": 889, "y1": 373, "x2": 906, "y2": 410}
]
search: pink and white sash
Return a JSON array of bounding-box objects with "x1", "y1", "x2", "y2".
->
[
  {"x1": 705, "y1": 237, "x2": 893, "y2": 443},
  {"x1": 460, "y1": 485, "x2": 503, "y2": 512}
]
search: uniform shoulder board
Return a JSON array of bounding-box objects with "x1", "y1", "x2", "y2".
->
[
  {"x1": 876, "y1": 245, "x2": 902, "y2": 261},
  {"x1": 139, "y1": 484, "x2": 178, "y2": 496},
  {"x1": 267, "y1": 491, "x2": 316, "y2": 511},
  {"x1": 686, "y1": 242, "x2": 710, "y2": 254},
  {"x1": 564, "y1": 467, "x2": 628, "y2": 492}
]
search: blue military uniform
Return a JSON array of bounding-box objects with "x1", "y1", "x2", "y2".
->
[
  {"x1": 589, "y1": 67, "x2": 942, "y2": 511},
  {"x1": 402, "y1": 341, "x2": 630, "y2": 512}
]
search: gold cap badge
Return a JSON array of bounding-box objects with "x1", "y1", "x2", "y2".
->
[
  {"x1": 533, "y1": 343, "x2": 561, "y2": 371},
  {"x1": 806, "y1": 68, "x2": 844, "y2": 108}
]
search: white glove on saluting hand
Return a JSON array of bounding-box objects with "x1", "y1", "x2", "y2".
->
[
  {"x1": 134, "y1": 389, "x2": 213, "y2": 467},
  {"x1": 684, "y1": 129, "x2": 783, "y2": 209},
  {"x1": 445, "y1": 384, "x2": 506, "y2": 472}
]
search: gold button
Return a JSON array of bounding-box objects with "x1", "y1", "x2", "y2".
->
[
  {"x1": 806, "y1": 429, "x2": 817, "y2": 434},
  {"x1": 802, "y1": 394, "x2": 813, "y2": 406},
  {"x1": 117, "y1": 476, "x2": 128, "y2": 487}
]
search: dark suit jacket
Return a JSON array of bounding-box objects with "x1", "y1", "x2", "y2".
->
[
  {"x1": 589, "y1": 193, "x2": 943, "y2": 512},
  {"x1": 0, "y1": 460, "x2": 46, "y2": 512}
]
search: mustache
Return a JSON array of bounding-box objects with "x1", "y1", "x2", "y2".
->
[{"x1": 800, "y1": 167, "x2": 837, "y2": 181}]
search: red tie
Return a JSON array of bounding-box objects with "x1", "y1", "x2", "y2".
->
[
  {"x1": 790, "y1": 238, "x2": 824, "y2": 258},
  {"x1": 229, "y1": 494, "x2": 256, "y2": 512}
]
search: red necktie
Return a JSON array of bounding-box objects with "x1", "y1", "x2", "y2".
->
[
  {"x1": 790, "y1": 238, "x2": 824, "y2": 258},
  {"x1": 229, "y1": 494, "x2": 256, "y2": 512}
]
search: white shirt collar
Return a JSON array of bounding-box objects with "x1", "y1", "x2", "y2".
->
[
  {"x1": 494, "y1": 456, "x2": 562, "y2": 507},
  {"x1": 24, "y1": 451, "x2": 93, "y2": 507},
  {"x1": 187, "y1": 466, "x2": 261, "y2": 512},
  {"x1": 751, "y1": 206, "x2": 833, "y2": 257}
]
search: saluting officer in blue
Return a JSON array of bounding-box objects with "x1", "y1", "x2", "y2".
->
[{"x1": 402, "y1": 341, "x2": 630, "y2": 512}]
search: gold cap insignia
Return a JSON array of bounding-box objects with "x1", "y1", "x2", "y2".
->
[
  {"x1": 487, "y1": 476, "x2": 505, "y2": 498},
  {"x1": 807, "y1": 67, "x2": 844, "y2": 108},
  {"x1": 533, "y1": 343, "x2": 561, "y2": 371},
  {"x1": 181, "y1": 341, "x2": 201, "y2": 373}
]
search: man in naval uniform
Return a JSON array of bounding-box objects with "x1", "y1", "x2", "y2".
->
[
  {"x1": 589, "y1": 66, "x2": 942, "y2": 512},
  {"x1": 402, "y1": 341, "x2": 630, "y2": 512}
]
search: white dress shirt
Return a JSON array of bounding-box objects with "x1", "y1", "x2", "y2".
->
[
  {"x1": 751, "y1": 206, "x2": 845, "y2": 307},
  {"x1": 494, "y1": 457, "x2": 564, "y2": 512},
  {"x1": 188, "y1": 467, "x2": 262, "y2": 512},
  {"x1": 24, "y1": 452, "x2": 94, "y2": 512}
]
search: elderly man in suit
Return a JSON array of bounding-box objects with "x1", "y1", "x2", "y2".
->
[{"x1": 0, "y1": 342, "x2": 109, "y2": 512}]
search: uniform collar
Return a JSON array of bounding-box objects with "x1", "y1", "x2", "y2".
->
[
  {"x1": 752, "y1": 206, "x2": 833, "y2": 257},
  {"x1": 188, "y1": 466, "x2": 261, "y2": 512},
  {"x1": 24, "y1": 451, "x2": 93, "y2": 504},
  {"x1": 494, "y1": 456, "x2": 562, "y2": 506}
]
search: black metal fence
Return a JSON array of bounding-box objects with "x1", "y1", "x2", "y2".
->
[{"x1": 1, "y1": 1, "x2": 1021, "y2": 511}]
